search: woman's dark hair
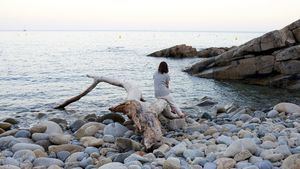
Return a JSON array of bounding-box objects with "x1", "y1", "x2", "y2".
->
[{"x1": 158, "y1": 61, "x2": 169, "y2": 74}]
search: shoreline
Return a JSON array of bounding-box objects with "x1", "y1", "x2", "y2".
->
[{"x1": 0, "y1": 102, "x2": 300, "y2": 168}]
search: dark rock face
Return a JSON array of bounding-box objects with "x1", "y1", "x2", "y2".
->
[
  {"x1": 197, "y1": 47, "x2": 235, "y2": 58},
  {"x1": 185, "y1": 19, "x2": 300, "y2": 89},
  {"x1": 147, "y1": 44, "x2": 197, "y2": 58}
]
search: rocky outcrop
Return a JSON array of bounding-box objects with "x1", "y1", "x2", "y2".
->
[
  {"x1": 197, "y1": 46, "x2": 236, "y2": 58},
  {"x1": 185, "y1": 19, "x2": 300, "y2": 89},
  {"x1": 147, "y1": 44, "x2": 197, "y2": 58},
  {"x1": 147, "y1": 44, "x2": 232, "y2": 58}
]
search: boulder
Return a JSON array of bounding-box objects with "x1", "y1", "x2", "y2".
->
[
  {"x1": 223, "y1": 138, "x2": 257, "y2": 157},
  {"x1": 148, "y1": 44, "x2": 197, "y2": 58},
  {"x1": 185, "y1": 19, "x2": 300, "y2": 89}
]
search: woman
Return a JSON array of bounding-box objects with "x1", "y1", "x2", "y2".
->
[{"x1": 153, "y1": 61, "x2": 185, "y2": 118}]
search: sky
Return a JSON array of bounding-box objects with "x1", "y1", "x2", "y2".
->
[{"x1": 0, "y1": 0, "x2": 299, "y2": 32}]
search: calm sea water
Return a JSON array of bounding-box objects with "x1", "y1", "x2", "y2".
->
[{"x1": 1, "y1": 31, "x2": 299, "y2": 126}]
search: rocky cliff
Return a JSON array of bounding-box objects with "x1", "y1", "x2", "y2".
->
[{"x1": 185, "y1": 19, "x2": 300, "y2": 89}]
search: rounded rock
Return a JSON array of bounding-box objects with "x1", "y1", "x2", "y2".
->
[
  {"x1": 103, "y1": 122, "x2": 129, "y2": 137},
  {"x1": 15, "y1": 130, "x2": 31, "y2": 138}
]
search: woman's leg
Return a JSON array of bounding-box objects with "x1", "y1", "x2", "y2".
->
[{"x1": 159, "y1": 95, "x2": 185, "y2": 117}]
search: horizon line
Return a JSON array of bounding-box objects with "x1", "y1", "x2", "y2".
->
[{"x1": 0, "y1": 29, "x2": 266, "y2": 34}]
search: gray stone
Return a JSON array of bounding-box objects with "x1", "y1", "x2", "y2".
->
[
  {"x1": 1, "y1": 150, "x2": 13, "y2": 157},
  {"x1": 103, "y1": 122, "x2": 129, "y2": 137},
  {"x1": 70, "y1": 120, "x2": 85, "y2": 132},
  {"x1": 56, "y1": 151, "x2": 71, "y2": 162},
  {"x1": 32, "y1": 133, "x2": 49, "y2": 141},
  {"x1": 163, "y1": 157, "x2": 181, "y2": 169},
  {"x1": 98, "y1": 162, "x2": 127, "y2": 169},
  {"x1": 124, "y1": 154, "x2": 153, "y2": 164},
  {"x1": 103, "y1": 135, "x2": 115, "y2": 143},
  {"x1": 224, "y1": 138, "x2": 257, "y2": 157},
  {"x1": 80, "y1": 157, "x2": 93, "y2": 168},
  {"x1": 203, "y1": 162, "x2": 217, "y2": 169},
  {"x1": 1, "y1": 157, "x2": 20, "y2": 166},
  {"x1": 183, "y1": 149, "x2": 204, "y2": 161},
  {"x1": 15, "y1": 130, "x2": 31, "y2": 138},
  {"x1": 0, "y1": 136, "x2": 21, "y2": 150},
  {"x1": 84, "y1": 147, "x2": 99, "y2": 155},
  {"x1": 267, "y1": 110, "x2": 279, "y2": 118},
  {"x1": 216, "y1": 135, "x2": 234, "y2": 145},
  {"x1": 255, "y1": 160, "x2": 273, "y2": 169},
  {"x1": 33, "y1": 157, "x2": 64, "y2": 167},
  {"x1": 13, "y1": 149, "x2": 36, "y2": 163},
  {"x1": 44, "y1": 121, "x2": 63, "y2": 134},
  {"x1": 11, "y1": 143, "x2": 45, "y2": 152}
]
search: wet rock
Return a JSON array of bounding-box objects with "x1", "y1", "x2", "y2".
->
[
  {"x1": 163, "y1": 157, "x2": 181, "y2": 169},
  {"x1": 49, "y1": 133, "x2": 71, "y2": 145},
  {"x1": 33, "y1": 157, "x2": 64, "y2": 167},
  {"x1": 11, "y1": 143, "x2": 45, "y2": 152},
  {"x1": 0, "y1": 122, "x2": 12, "y2": 130},
  {"x1": 80, "y1": 136, "x2": 104, "y2": 147},
  {"x1": 281, "y1": 154, "x2": 300, "y2": 169},
  {"x1": 0, "y1": 136, "x2": 20, "y2": 151},
  {"x1": 103, "y1": 122, "x2": 129, "y2": 137},
  {"x1": 70, "y1": 120, "x2": 85, "y2": 132},
  {"x1": 74, "y1": 122, "x2": 105, "y2": 139},
  {"x1": 3, "y1": 118, "x2": 19, "y2": 124},
  {"x1": 148, "y1": 44, "x2": 197, "y2": 58},
  {"x1": 98, "y1": 162, "x2": 127, "y2": 169},
  {"x1": 48, "y1": 144, "x2": 84, "y2": 153}
]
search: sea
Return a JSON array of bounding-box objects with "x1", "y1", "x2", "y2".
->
[{"x1": 1, "y1": 31, "x2": 299, "y2": 126}]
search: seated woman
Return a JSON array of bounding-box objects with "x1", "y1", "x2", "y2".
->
[{"x1": 153, "y1": 61, "x2": 185, "y2": 118}]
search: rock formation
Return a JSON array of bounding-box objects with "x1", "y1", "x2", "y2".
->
[
  {"x1": 185, "y1": 19, "x2": 300, "y2": 89},
  {"x1": 147, "y1": 44, "x2": 232, "y2": 58},
  {"x1": 148, "y1": 44, "x2": 197, "y2": 58}
]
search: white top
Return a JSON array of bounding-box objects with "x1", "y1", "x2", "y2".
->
[{"x1": 153, "y1": 71, "x2": 170, "y2": 97}]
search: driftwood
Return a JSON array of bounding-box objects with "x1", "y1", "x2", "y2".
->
[{"x1": 55, "y1": 75, "x2": 179, "y2": 149}]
